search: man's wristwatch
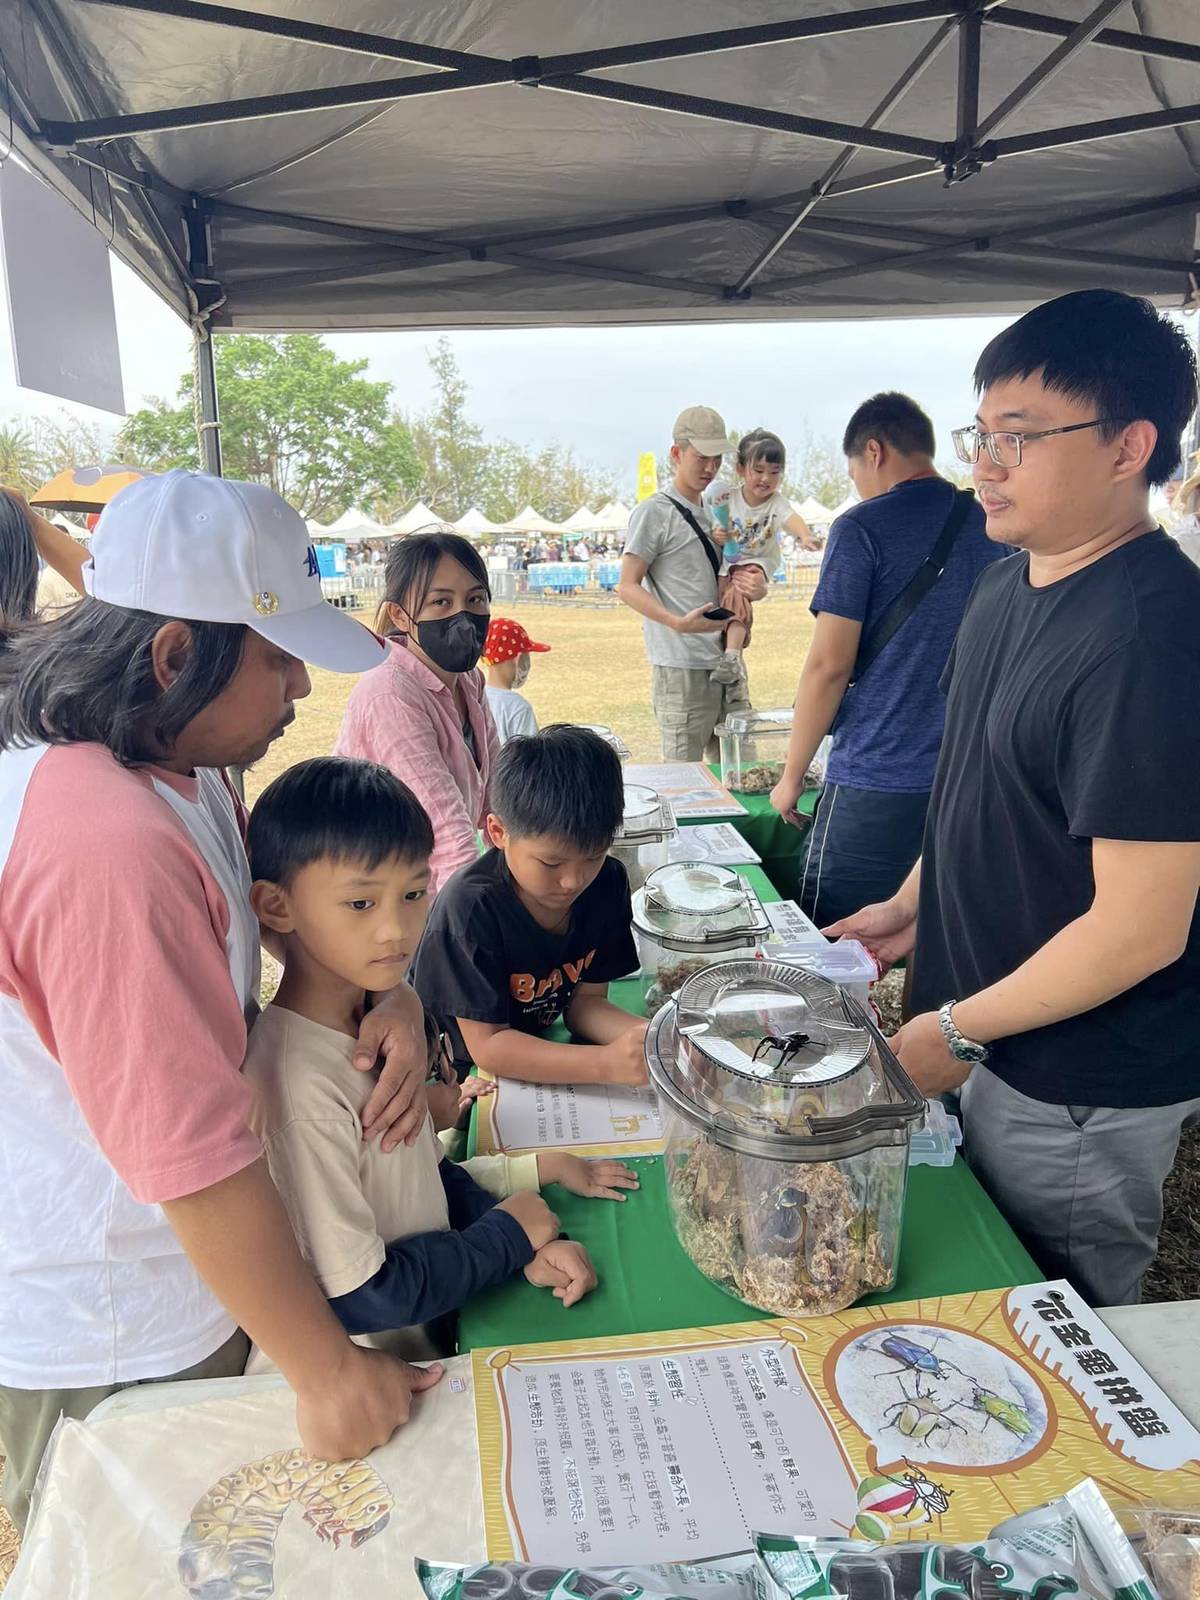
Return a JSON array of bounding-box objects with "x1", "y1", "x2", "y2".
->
[{"x1": 937, "y1": 1001, "x2": 989, "y2": 1064}]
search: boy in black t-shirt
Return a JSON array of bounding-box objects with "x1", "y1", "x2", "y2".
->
[{"x1": 412, "y1": 725, "x2": 648, "y2": 1085}]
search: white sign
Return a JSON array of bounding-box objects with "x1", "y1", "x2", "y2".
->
[
  {"x1": 623, "y1": 763, "x2": 746, "y2": 819},
  {"x1": 474, "y1": 1077, "x2": 664, "y2": 1157},
  {"x1": 764, "y1": 900, "x2": 823, "y2": 943},
  {"x1": 480, "y1": 1336, "x2": 857, "y2": 1565},
  {"x1": 0, "y1": 159, "x2": 125, "y2": 413},
  {"x1": 669, "y1": 824, "x2": 761, "y2": 866}
]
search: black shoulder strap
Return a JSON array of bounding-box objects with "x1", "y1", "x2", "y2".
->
[
  {"x1": 664, "y1": 494, "x2": 721, "y2": 580},
  {"x1": 850, "y1": 487, "x2": 976, "y2": 686}
]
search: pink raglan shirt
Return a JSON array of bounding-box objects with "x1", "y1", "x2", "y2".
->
[
  {"x1": 0, "y1": 742, "x2": 261, "y2": 1386},
  {"x1": 334, "y1": 639, "x2": 500, "y2": 894}
]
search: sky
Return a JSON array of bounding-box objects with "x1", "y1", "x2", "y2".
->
[{"x1": 0, "y1": 251, "x2": 1017, "y2": 497}]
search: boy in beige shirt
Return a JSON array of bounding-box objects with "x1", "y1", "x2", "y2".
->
[{"x1": 244, "y1": 757, "x2": 636, "y2": 1360}]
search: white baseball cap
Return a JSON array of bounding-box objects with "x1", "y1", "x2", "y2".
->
[{"x1": 83, "y1": 470, "x2": 385, "y2": 673}]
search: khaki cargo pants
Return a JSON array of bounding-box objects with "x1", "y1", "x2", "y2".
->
[{"x1": 650, "y1": 664, "x2": 751, "y2": 763}]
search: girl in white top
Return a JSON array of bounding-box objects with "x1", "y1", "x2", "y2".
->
[{"x1": 705, "y1": 429, "x2": 818, "y2": 682}]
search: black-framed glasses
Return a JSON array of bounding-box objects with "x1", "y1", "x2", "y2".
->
[{"x1": 952, "y1": 418, "x2": 1125, "y2": 469}]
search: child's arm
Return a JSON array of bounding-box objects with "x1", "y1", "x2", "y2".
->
[
  {"x1": 458, "y1": 1016, "x2": 648, "y2": 1086},
  {"x1": 2, "y1": 489, "x2": 89, "y2": 594},
  {"x1": 782, "y1": 510, "x2": 819, "y2": 550},
  {"x1": 564, "y1": 983, "x2": 645, "y2": 1044},
  {"x1": 329, "y1": 1174, "x2": 557, "y2": 1336},
  {"x1": 458, "y1": 1145, "x2": 639, "y2": 1203}
]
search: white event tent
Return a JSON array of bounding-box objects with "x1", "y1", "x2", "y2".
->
[
  {"x1": 389, "y1": 500, "x2": 447, "y2": 536},
  {"x1": 454, "y1": 506, "x2": 503, "y2": 536}
]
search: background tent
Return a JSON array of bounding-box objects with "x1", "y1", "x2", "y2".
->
[
  {"x1": 389, "y1": 500, "x2": 446, "y2": 535},
  {"x1": 503, "y1": 505, "x2": 565, "y2": 535},
  {"x1": 318, "y1": 507, "x2": 393, "y2": 542},
  {"x1": 2, "y1": 3, "x2": 1197, "y2": 338},
  {"x1": 454, "y1": 506, "x2": 502, "y2": 535},
  {"x1": 593, "y1": 501, "x2": 633, "y2": 533},
  {"x1": 795, "y1": 495, "x2": 837, "y2": 524},
  {"x1": 561, "y1": 506, "x2": 600, "y2": 532}
]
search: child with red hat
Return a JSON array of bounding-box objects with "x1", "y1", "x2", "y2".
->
[{"x1": 482, "y1": 617, "x2": 550, "y2": 745}]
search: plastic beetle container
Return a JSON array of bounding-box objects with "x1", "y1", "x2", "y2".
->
[
  {"x1": 631, "y1": 862, "x2": 771, "y2": 1010},
  {"x1": 716, "y1": 708, "x2": 794, "y2": 793},
  {"x1": 610, "y1": 784, "x2": 678, "y2": 893},
  {"x1": 646, "y1": 958, "x2": 923, "y2": 1317},
  {"x1": 576, "y1": 723, "x2": 631, "y2": 763}
]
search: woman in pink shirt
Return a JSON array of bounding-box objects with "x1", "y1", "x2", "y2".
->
[{"x1": 336, "y1": 530, "x2": 500, "y2": 895}]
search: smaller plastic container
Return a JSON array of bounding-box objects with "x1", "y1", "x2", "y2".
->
[
  {"x1": 631, "y1": 862, "x2": 771, "y2": 1010},
  {"x1": 909, "y1": 1099, "x2": 963, "y2": 1167},
  {"x1": 576, "y1": 723, "x2": 631, "y2": 763},
  {"x1": 769, "y1": 939, "x2": 879, "y2": 1011},
  {"x1": 716, "y1": 708, "x2": 793, "y2": 793},
  {"x1": 610, "y1": 784, "x2": 678, "y2": 893}
]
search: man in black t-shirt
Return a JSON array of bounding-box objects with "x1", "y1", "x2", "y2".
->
[
  {"x1": 828, "y1": 290, "x2": 1200, "y2": 1307},
  {"x1": 412, "y1": 725, "x2": 647, "y2": 1085}
]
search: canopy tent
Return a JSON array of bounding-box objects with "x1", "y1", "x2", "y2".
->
[
  {"x1": 312, "y1": 507, "x2": 393, "y2": 542},
  {"x1": 593, "y1": 501, "x2": 633, "y2": 533},
  {"x1": 503, "y1": 505, "x2": 565, "y2": 535},
  {"x1": 795, "y1": 494, "x2": 837, "y2": 523},
  {"x1": 2, "y1": 1, "x2": 1198, "y2": 350},
  {"x1": 453, "y1": 505, "x2": 502, "y2": 534},
  {"x1": 831, "y1": 493, "x2": 860, "y2": 518},
  {"x1": 560, "y1": 506, "x2": 600, "y2": 532},
  {"x1": 388, "y1": 499, "x2": 446, "y2": 535}
]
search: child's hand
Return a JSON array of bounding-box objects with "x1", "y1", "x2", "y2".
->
[
  {"x1": 524, "y1": 1240, "x2": 598, "y2": 1306},
  {"x1": 458, "y1": 1076, "x2": 495, "y2": 1111},
  {"x1": 600, "y1": 1021, "x2": 649, "y2": 1086},
  {"x1": 538, "y1": 1154, "x2": 640, "y2": 1201},
  {"x1": 496, "y1": 1191, "x2": 559, "y2": 1251}
]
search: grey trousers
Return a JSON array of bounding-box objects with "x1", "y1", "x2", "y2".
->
[
  {"x1": 650, "y1": 664, "x2": 750, "y2": 763},
  {"x1": 959, "y1": 1067, "x2": 1200, "y2": 1308}
]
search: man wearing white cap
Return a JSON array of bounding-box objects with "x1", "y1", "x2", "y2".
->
[
  {"x1": 619, "y1": 406, "x2": 768, "y2": 761},
  {"x1": 0, "y1": 471, "x2": 441, "y2": 1531}
]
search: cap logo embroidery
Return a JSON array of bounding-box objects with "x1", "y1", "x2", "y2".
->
[
  {"x1": 304, "y1": 545, "x2": 320, "y2": 579},
  {"x1": 253, "y1": 591, "x2": 279, "y2": 616}
]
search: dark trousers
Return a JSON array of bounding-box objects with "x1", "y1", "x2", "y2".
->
[{"x1": 798, "y1": 783, "x2": 929, "y2": 928}]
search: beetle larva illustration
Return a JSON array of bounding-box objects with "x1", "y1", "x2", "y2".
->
[{"x1": 178, "y1": 1448, "x2": 393, "y2": 1598}]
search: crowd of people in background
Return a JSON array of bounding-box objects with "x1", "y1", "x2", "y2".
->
[{"x1": 0, "y1": 287, "x2": 1198, "y2": 1537}]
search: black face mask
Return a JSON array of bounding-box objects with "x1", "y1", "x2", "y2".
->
[{"x1": 412, "y1": 609, "x2": 489, "y2": 674}]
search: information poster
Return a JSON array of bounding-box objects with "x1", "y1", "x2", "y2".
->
[
  {"x1": 668, "y1": 824, "x2": 761, "y2": 866},
  {"x1": 623, "y1": 763, "x2": 746, "y2": 819},
  {"x1": 473, "y1": 1077, "x2": 664, "y2": 1157},
  {"x1": 474, "y1": 1281, "x2": 1200, "y2": 1565}
]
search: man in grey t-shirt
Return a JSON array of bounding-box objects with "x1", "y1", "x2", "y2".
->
[{"x1": 618, "y1": 406, "x2": 767, "y2": 761}]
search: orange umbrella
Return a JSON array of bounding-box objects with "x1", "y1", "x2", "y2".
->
[{"x1": 30, "y1": 464, "x2": 145, "y2": 514}]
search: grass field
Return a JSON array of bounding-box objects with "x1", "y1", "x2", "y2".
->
[{"x1": 244, "y1": 596, "x2": 817, "y2": 803}]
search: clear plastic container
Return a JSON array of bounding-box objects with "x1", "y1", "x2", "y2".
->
[
  {"x1": 631, "y1": 862, "x2": 771, "y2": 1010},
  {"x1": 576, "y1": 723, "x2": 631, "y2": 763},
  {"x1": 716, "y1": 708, "x2": 793, "y2": 793},
  {"x1": 768, "y1": 938, "x2": 879, "y2": 1010},
  {"x1": 610, "y1": 784, "x2": 678, "y2": 893},
  {"x1": 909, "y1": 1099, "x2": 963, "y2": 1167},
  {"x1": 646, "y1": 958, "x2": 923, "y2": 1317}
]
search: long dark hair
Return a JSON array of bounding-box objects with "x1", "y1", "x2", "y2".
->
[
  {"x1": 0, "y1": 598, "x2": 247, "y2": 763},
  {"x1": 0, "y1": 492, "x2": 39, "y2": 650},
  {"x1": 376, "y1": 527, "x2": 491, "y2": 635}
]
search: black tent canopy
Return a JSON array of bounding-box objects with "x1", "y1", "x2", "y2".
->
[{"x1": 2, "y1": 0, "x2": 1198, "y2": 339}]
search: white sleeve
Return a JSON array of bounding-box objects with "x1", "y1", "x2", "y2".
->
[{"x1": 623, "y1": 498, "x2": 670, "y2": 564}]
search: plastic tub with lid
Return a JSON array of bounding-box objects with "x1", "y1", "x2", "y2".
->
[
  {"x1": 716, "y1": 708, "x2": 793, "y2": 794},
  {"x1": 646, "y1": 957, "x2": 923, "y2": 1317},
  {"x1": 611, "y1": 783, "x2": 678, "y2": 893},
  {"x1": 576, "y1": 723, "x2": 631, "y2": 763},
  {"x1": 768, "y1": 938, "x2": 879, "y2": 1011},
  {"x1": 631, "y1": 862, "x2": 771, "y2": 1009}
]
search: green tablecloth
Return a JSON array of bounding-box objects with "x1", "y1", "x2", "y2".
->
[
  {"x1": 458, "y1": 1153, "x2": 1039, "y2": 1351},
  {"x1": 459, "y1": 858, "x2": 1040, "y2": 1351},
  {"x1": 681, "y1": 770, "x2": 817, "y2": 899}
]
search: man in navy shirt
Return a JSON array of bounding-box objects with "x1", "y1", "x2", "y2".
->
[
  {"x1": 772, "y1": 393, "x2": 1005, "y2": 925},
  {"x1": 830, "y1": 291, "x2": 1200, "y2": 1306}
]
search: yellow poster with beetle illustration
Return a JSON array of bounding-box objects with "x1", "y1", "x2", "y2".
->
[{"x1": 473, "y1": 1281, "x2": 1200, "y2": 1567}]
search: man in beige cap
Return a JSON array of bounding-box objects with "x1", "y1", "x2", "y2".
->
[{"x1": 618, "y1": 406, "x2": 767, "y2": 760}]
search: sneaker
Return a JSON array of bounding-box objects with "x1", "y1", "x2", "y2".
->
[{"x1": 709, "y1": 650, "x2": 742, "y2": 686}]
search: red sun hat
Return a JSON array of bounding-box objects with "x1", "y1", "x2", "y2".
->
[{"x1": 483, "y1": 617, "x2": 551, "y2": 665}]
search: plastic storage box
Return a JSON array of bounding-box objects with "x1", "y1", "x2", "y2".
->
[
  {"x1": 716, "y1": 708, "x2": 794, "y2": 793},
  {"x1": 610, "y1": 784, "x2": 678, "y2": 893},
  {"x1": 576, "y1": 723, "x2": 631, "y2": 763}
]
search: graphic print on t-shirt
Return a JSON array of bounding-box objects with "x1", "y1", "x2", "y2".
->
[{"x1": 510, "y1": 948, "x2": 598, "y2": 1029}]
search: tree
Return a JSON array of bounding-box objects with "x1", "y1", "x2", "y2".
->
[
  {"x1": 119, "y1": 334, "x2": 420, "y2": 520},
  {"x1": 0, "y1": 423, "x2": 43, "y2": 494},
  {"x1": 479, "y1": 439, "x2": 618, "y2": 524},
  {"x1": 394, "y1": 337, "x2": 489, "y2": 519},
  {"x1": 784, "y1": 428, "x2": 853, "y2": 510}
]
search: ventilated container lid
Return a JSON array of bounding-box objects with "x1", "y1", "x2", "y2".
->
[
  {"x1": 632, "y1": 864, "x2": 771, "y2": 950},
  {"x1": 715, "y1": 707, "x2": 794, "y2": 737},
  {"x1": 614, "y1": 784, "x2": 677, "y2": 845},
  {"x1": 577, "y1": 723, "x2": 631, "y2": 759},
  {"x1": 645, "y1": 958, "x2": 923, "y2": 1159}
]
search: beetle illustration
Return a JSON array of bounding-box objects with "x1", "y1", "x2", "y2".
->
[
  {"x1": 898, "y1": 1461, "x2": 954, "y2": 1519},
  {"x1": 882, "y1": 1377, "x2": 969, "y2": 1446},
  {"x1": 970, "y1": 1383, "x2": 1034, "y2": 1438},
  {"x1": 870, "y1": 1332, "x2": 961, "y2": 1382}
]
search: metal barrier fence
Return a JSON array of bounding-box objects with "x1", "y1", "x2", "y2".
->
[{"x1": 320, "y1": 560, "x2": 821, "y2": 611}]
